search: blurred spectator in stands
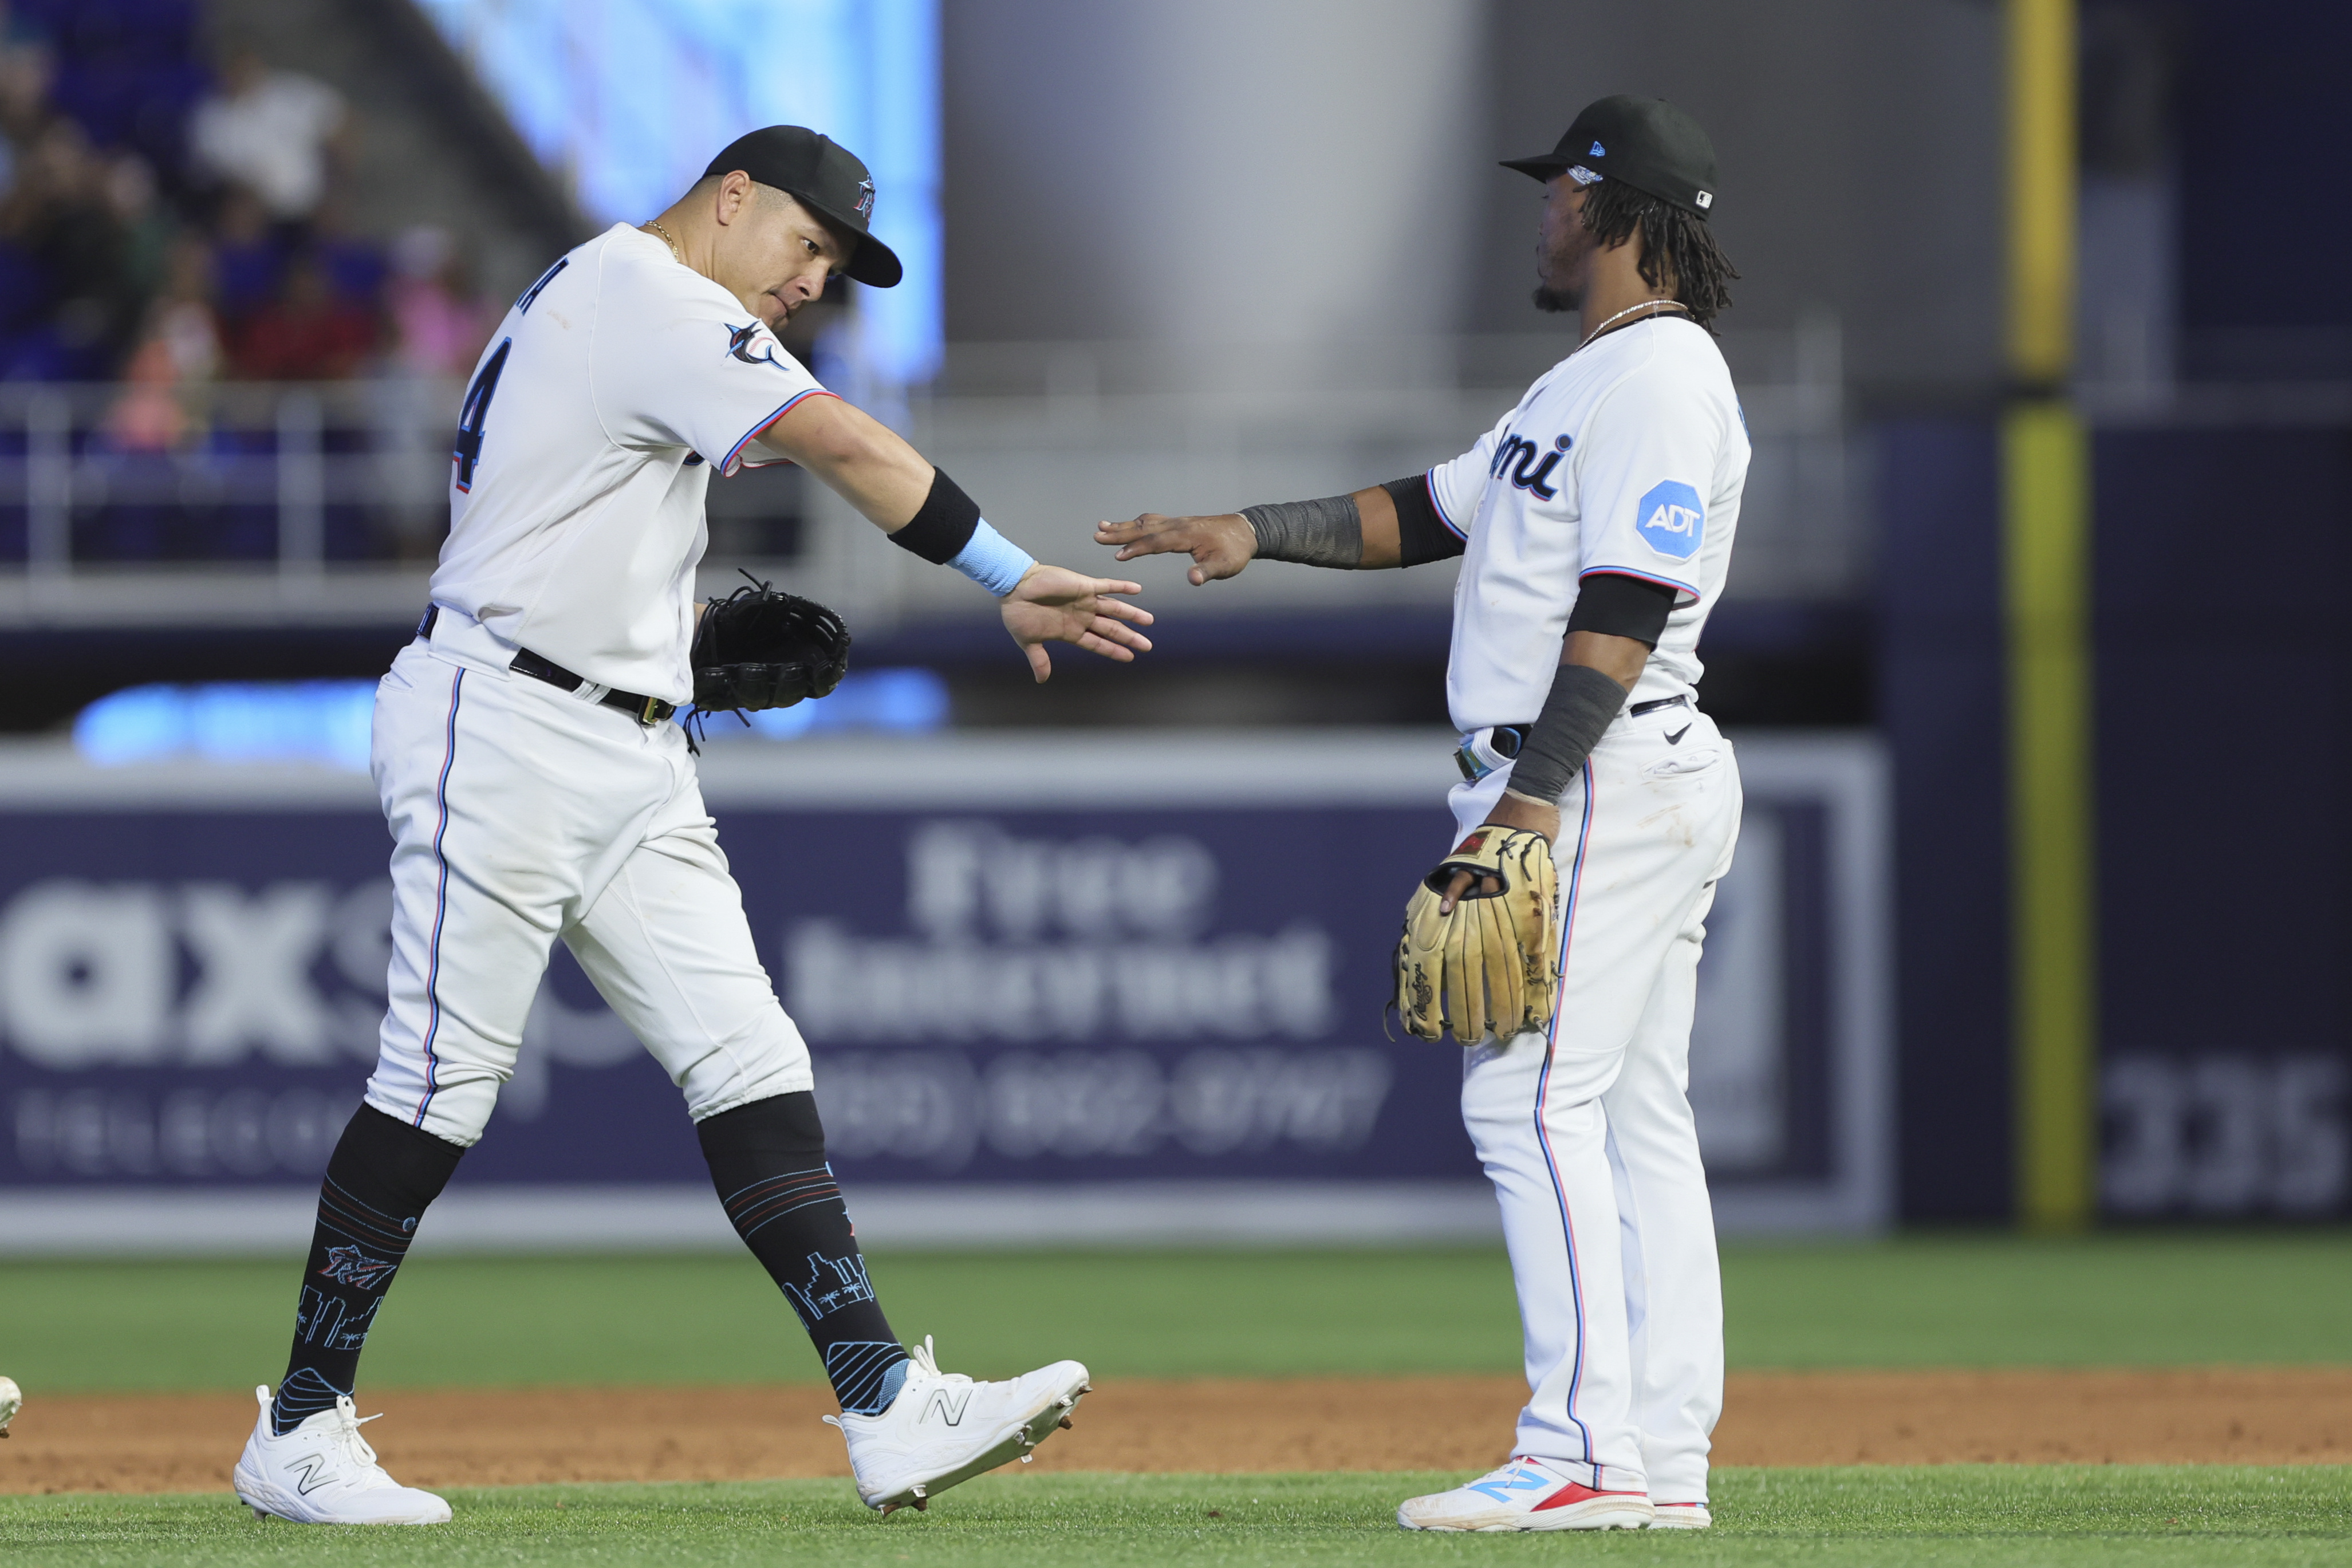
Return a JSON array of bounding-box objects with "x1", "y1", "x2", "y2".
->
[
  {"x1": 387, "y1": 224, "x2": 491, "y2": 376},
  {"x1": 0, "y1": 4, "x2": 51, "y2": 149},
  {"x1": 104, "y1": 233, "x2": 219, "y2": 450},
  {"x1": 210, "y1": 182, "x2": 279, "y2": 325},
  {"x1": 106, "y1": 151, "x2": 172, "y2": 305},
  {"x1": 311, "y1": 194, "x2": 387, "y2": 309},
  {"x1": 372, "y1": 225, "x2": 487, "y2": 558},
  {"x1": 231, "y1": 249, "x2": 376, "y2": 380},
  {"x1": 0, "y1": 117, "x2": 139, "y2": 377},
  {"x1": 189, "y1": 47, "x2": 345, "y2": 232}
]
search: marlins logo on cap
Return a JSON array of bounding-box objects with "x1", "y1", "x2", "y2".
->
[{"x1": 855, "y1": 179, "x2": 876, "y2": 218}]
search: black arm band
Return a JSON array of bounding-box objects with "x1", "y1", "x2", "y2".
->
[
  {"x1": 1241, "y1": 493, "x2": 1362, "y2": 568},
  {"x1": 1565, "y1": 572, "x2": 1674, "y2": 648},
  {"x1": 887, "y1": 468, "x2": 982, "y2": 564},
  {"x1": 1506, "y1": 663, "x2": 1630, "y2": 803},
  {"x1": 1381, "y1": 475, "x2": 1465, "y2": 566}
]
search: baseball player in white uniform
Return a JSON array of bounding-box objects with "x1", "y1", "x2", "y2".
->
[
  {"x1": 1099, "y1": 97, "x2": 1746, "y2": 1532},
  {"x1": 231, "y1": 127, "x2": 1147, "y2": 1526}
]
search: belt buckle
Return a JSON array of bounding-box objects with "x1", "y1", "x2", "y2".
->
[
  {"x1": 636, "y1": 694, "x2": 663, "y2": 727},
  {"x1": 1455, "y1": 741, "x2": 1492, "y2": 784}
]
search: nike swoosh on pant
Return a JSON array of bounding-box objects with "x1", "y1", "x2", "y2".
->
[{"x1": 1664, "y1": 725, "x2": 1691, "y2": 744}]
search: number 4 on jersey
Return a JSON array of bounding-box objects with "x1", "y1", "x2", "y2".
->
[{"x1": 452, "y1": 338, "x2": 513, "y2": 493}]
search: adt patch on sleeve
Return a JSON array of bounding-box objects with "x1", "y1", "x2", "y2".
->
[{"x1": 1636, "y1": 480, "x2": 1705, "y2": 561}]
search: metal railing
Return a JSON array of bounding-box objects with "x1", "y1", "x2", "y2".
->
[
  {"x1": 0, "y1": 321, "x2": 1864, "y2": 626},
  {"x1": 1, "y1": 380, "x2": 459, "y2": 583}
]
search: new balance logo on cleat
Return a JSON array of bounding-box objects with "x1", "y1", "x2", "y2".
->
[
  {"x1": 1466, "y1": 1464, "x2": 1555, "y2": 1503},
  {"x1": 922, "y1": 1385, "x2": 972, "y2": 1427}
]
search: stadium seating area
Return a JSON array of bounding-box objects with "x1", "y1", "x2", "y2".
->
[{"x1": 0, "y1": 0, "x2": 496, "y2": 564}]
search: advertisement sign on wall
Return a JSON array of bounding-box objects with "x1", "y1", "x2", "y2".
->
[{"x1": 0, "y1": 731, "x2": 1889, "y2": 1248}]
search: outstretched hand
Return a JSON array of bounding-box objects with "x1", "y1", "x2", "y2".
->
[
  {"x1": 1094, "y1": 513, "x2": 1256, "y2": 586},
  {"x1": 1000, "y1": 564, "x2": 1153, "y2": 683}
]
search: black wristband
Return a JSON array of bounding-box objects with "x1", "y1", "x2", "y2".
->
[
  {"x1": 888, "y1": 468, "x2": 982, "y2": 564},
  {"x1": 1381, "y1": 475, "x2": 1465, "y2": 567},
  {"x1": 1506, "y1": 663, "x2": 1629, "y2": 803},
  {"x1": 1565, "y1": 572, "x2": 1675, "y2": 648},
  {"x1": 1242, "y1": 493, "x2": 1361, "y2": 568}
]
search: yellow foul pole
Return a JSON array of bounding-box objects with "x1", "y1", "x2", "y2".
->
[{"x1": 2004, "y1": 0, "x2": 2095, "y2": 1231}]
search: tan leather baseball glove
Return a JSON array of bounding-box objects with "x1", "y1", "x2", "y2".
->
[{"x1": 1394, "y1": 826, "x2": 1561, "y2": 1045}]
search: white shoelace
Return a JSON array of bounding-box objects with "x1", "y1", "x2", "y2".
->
[{"x1": 322, "y1": 1398, "x2": 387, "y2": 1475}]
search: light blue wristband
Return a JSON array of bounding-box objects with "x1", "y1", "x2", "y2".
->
[{"x1": 949, "y1": 519, "x2": 1037, "y2": 596}]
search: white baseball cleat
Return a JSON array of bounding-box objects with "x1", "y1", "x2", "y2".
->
[
  {"x1": 1397, "y1": 1456, "x2": 1655, "y2": 1532},
  {"x1": 231, "y1": 1385, "x2": 452, "y2": 1525},
  {"x1": 1649, "y1": 1500, "x2": 1713, "y2": 1528},
  {"x1": 825, "y1": 1336, "x2": 1089, "y2": 1515}
]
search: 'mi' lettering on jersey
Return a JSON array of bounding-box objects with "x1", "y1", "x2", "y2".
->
[
  {"x1": 1488, "y1": 431, "x2": 1571, "y2": 501},
  {"x1": 1635, "y1": 479, "x2": 1705, "y2": 561}
]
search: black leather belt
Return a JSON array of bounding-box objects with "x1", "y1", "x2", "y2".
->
[
  {"x1": 510, "y1": 649, "x2": 678, "y2": 726},
  {"x1": 417, "y1": 605, "x2": 678, "y2": 727},
  {"x1": 1459, "y1": 694, "x2": 1689, "y2": 783},
  {"x1": 1486, "y1": 694, "x2": 1687, "y2": 759}
]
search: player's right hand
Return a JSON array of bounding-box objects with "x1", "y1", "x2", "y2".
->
[
  {"x1": 1094, "y1": 513, "x2": 1255, "y2": 586},
  {"x1": 999, "y1": 564, "x2": 1153, "y2": 684}
]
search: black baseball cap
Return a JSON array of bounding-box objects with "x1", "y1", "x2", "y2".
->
[
  {"x1": 1500, "y1": 96, "x2": 1719, "y2": 220},
  {"x1": 703, "y1": 125, "x2": 903, "y2": 287}
]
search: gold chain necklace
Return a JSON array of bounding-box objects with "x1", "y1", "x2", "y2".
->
[
  {"x1": 641, "y1": 219, "x2": 683, "y2": 262},
  {"x1": 1575, "y1": 297, "x2": 1688, "y2": 353}
]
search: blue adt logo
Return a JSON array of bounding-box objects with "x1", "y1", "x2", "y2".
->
[{"x1": 1636, "y1": 480, "x2": 1705, "y2": 560}]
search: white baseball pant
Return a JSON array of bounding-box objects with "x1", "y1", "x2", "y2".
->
[
  {"x1": 1450, "y1": 700, "x2": 1741, "y2": 1504},
  {"x1": 363, "y1": 606, "x2": 813, "y2": 1147}
]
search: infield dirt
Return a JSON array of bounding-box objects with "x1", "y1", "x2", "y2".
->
[{"x1": 5, "y1": 1369, "x2": 2349, "y2": 1495}]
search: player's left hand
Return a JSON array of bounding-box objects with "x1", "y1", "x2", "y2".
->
[
  {"x1": 1439, "y1": 791, "x2": 1564, "y2": 911},
  {"x1": 1000, "y1": 564, "x2": 1153, "y2": 683}
]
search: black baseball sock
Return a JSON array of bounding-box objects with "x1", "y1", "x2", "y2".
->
[
  {"x1": 698, "y1": 1093, "x2": 911, "y2": 1415},
  {"x1": 270, "y1": 1106, "x2": 464, "y2": 1436}
]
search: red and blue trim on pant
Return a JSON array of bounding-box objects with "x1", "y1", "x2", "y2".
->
[
  {"x1": 412, "y1": 667, "x2": 464, "y2": 1128},
  {"x1": 1531, "y1": 762, "x2": 1598, "y2": 1466}
]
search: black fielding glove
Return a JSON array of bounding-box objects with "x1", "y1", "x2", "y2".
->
[{"x1": 691, "y1": 572, "x2": 851, "y2": 719}]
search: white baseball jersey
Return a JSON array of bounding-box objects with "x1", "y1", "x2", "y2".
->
[
  {"x1": 1427, "y1": 315, "x2": 1749, "y2": 731},
  {"x1": 428, "y1": 223, "x2": 834, "y2": 703},
  {"x1": 1425, "y1": 312, "x2": 1750, "y2": 1508}
]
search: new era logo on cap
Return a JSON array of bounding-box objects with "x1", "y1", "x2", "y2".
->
[{"x1": 1695, "y1": 190, "x2": 1713, "y2": 208}]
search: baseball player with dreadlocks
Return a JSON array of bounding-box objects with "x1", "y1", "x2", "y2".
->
[
  {"x1": 1100, "y1": 97, "x2": 1746, "y2": 1531},
  {"x1": 230, "y1": 126, "x2": 1146, "y2": 1526}
]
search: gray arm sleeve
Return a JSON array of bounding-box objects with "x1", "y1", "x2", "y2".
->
[
  {"x1": 1240, "y1": 493, "x2": 1362, "y2": 569},
  {"x1": 1504, "y1": 663, "x2": 1629, "y2": 803}
]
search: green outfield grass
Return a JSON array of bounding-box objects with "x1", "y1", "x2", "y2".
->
[
  {"x1": 3, "y1": 1234, "x2": 2349, "y2": 1394},
  {"x1": 3, "y1": 1468, "x2": 2348, "y2": 1566}
]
